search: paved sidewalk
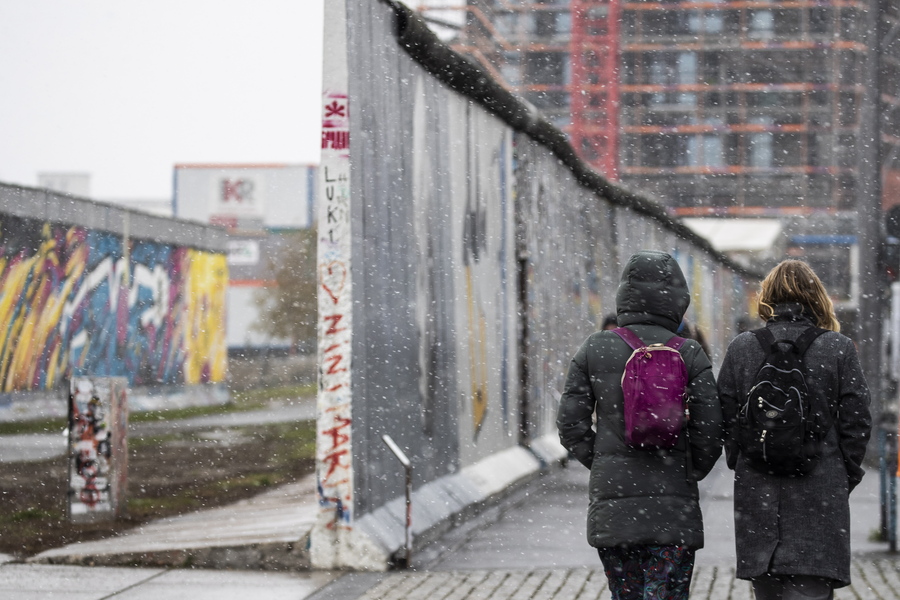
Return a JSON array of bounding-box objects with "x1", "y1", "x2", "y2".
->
[
  {"x1": 4, "y1": 446, "x2": 897, "y2": 599},
  {"x1": 310, "y1": 560, "x2": 900, "y2": 600},
  {"x1": 30, "y1": 473, "x2": 318, "y2": 569},
  {"x1": 0, "y1": 563, "x2": 336, "y2": 600},
  {"x1": 311, "y1": 459, "x2": 894, "y2": 599}
]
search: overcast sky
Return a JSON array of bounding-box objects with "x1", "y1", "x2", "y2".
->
[{"x1": 0, "y1": 1, "x2": 323, "y2": 200}]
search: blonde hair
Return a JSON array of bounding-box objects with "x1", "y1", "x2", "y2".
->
[{"x1": 757, "y1": 260, "x2": 840, "y2": 332}]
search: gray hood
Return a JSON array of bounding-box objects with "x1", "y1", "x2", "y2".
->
[{"x1": 616, "y1": 250, "x2": 691, "y2": 332}]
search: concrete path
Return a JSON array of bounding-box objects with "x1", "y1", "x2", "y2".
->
[
  {"x1": 311, "y1": 459, "x2": 895, "y2": 599},
  {"x1": 5, "y1": 447, "x2": 898, "y2": 599},
  {"x1": 0, "y1": 397, "x2": 315, "y2": 463},
  {"x1": 31, "y1": 473, "x2": 318, "y2": 570},
  {"x1": 307, "y1": 561, "x2": 900, "y2": 600},
  {"x1": 0, "y1": 563, "x2": 336, "y2": 600}
]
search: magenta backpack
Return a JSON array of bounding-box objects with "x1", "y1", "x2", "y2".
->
[{"x1": 611, "y1": 327, "x2": 688, "y2": 449}]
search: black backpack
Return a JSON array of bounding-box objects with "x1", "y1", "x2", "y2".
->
[{"x1": 738, "y1": 326, "x2": 831, "y2": 477}]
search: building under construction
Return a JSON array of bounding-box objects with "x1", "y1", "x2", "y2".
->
[
  {"x1": 415, "y1": 0, "x2": 900, "y2": 308},
  {"x1": 417, "y1": 0, "x2": 892, "y2": 215}
]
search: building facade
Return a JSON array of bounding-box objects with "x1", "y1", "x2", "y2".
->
[
  {"x1": 173, "y1": 164, "x2": 317, "y2": 352},
  {"x1": 417, "y1": 0, "x2": 900, "y2": 313}
]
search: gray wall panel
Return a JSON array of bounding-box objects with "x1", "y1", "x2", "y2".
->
[
  {"x1": 0, "y1": 183, "x2": 227, "y2": 252},
  {"x1": 344, "y1": 0, "x2": 755, "y2": 522}
]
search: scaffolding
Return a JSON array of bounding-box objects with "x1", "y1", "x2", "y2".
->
[
  {"x1": 415, "y1": 0, "x2": 897, "y2": 214},
  {"x1": 619, "y1": 0, "x2": 866, "y2": 212},
  {"x1": 571, "y1": 0, "x2": 620, "y2": 179}
]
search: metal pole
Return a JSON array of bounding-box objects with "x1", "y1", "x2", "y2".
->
[
  {"x1": 857, "y1": 0, "x2": 884, "y2": 422},
  {"x1": 382, "y1": 434, "x2": 413, "y2": 568}
]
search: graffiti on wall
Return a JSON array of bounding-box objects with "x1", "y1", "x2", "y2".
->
[
  {"x1": 67, "y1": 376, "x2": 128, "y2": 522},
  {"x1": 183, "y1": 249, "x2": 228, "y2": 384},
  {"x1": 0, "y1": 216, "x2": 226, "y2": 392},
  {"x1": 314, "y1": 0, "x2": 355, "y2": 569},
  {"x1": 455, "y1": 104, "x2": 517, "y2": 451}
]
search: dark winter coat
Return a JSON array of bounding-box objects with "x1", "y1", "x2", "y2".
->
[
  {"x1": 557, "y1": 251, "x2": 724, "y2": 549},
  {"x1": 717, "y1": 303, "x2": 871, "y2": 587}
]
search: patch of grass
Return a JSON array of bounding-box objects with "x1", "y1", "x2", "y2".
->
[
  {"x1": 0, "y1": 418, "x2": 66, "y2": 436},
  {"x1": 127, "y1": 496, "x2": 202, "y2": 513},
  {"x1": 129, "y1": 383, "x2": 316, "y2": 425},
  {"x1": 128, "y1": 433, "x2": 181, "y2": 447},
  {"x1": 2, "y1": 508, "x2": 62, "y2": 524},
  {"x1": 230, "y1": 383, "x2": 316, "y2": 405},
  {"x1": 870, "y1": 528, "x2": 887, "y2": 542},
  {"x1": 216, "y1": 472, "x2": 279, "y2": 492},
  {"x1": 263, "y1": 422, "x2": 317, "y2": 462},
  {"x1": 129, "y1": 403, "x2": 250, "y2": 424},
  {"x1": 0, "y1": 384, "x2": 316, "y2": 434}
]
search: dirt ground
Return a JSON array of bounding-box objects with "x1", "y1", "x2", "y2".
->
[{"x1": 0, "y1": 421, "x2": 315, "y2": 560}]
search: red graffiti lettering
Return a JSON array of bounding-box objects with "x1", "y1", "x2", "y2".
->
[
  {"x1": 321, "y1": 282, "x2": 339, "y2": 304},
  {"x1": 325, "y1": 353, "x2": 346, "y2": 375},
  {"x1": 321, "y1": 130, "x2": 349, "y2": 150},
  {"x1": 322, "y1": 415, "x2": 351, "y2": 449},
  {"x1": 323, "y1": 448, "x2": 350, "y2": 480},
  {"x1": 327, "y1": 383, "x2": 346, "y2": 392},
  {"x1": 324, "y1": 314, "x2": 346, "y2": 335},
  {"x1": 325, "y1": 101, "x2": 346, "y2": 118},
  {"x1": 319, "y1": 262, "x2": 347, "y2": 304}
]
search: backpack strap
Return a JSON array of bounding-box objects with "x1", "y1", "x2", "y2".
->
[
  {"x1": 751, "y1": 327, "x2": 777, "y2": 352},
  {"x1": 611, "y1": 327, "x2": 645, "y2": 350},
  {"x1": 612, "y1": 327, "x2": 686, "y2": 351},
  {"x1": 794, "y1": 327, "x2": 828, "y2": 356},
  {"x1": 665, "y1": 336, "x2": 687, "y2": 351},
  {"x1": 752, "y1": 326, "x2": 827, "y2": 356}
]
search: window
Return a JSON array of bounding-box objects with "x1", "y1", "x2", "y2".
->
[
  {"x1": 749, "y1": 118, "x2": 774, "y2": 167},
  {"x1": 748, "y1": 10, "x2": 774, "y2": 39}
]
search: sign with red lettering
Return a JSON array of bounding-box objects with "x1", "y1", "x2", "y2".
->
[{"x1": 208, "y1": 171, "x2": 266, "y2": 219}]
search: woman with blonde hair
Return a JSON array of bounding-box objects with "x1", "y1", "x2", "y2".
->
[{"x1": 718, "y1": 260, "x2": 871, "y2": 599}]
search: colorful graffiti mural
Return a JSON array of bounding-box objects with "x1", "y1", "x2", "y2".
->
[{"x1": 0, "y1": 215, "x2": 226, "y2": 392}]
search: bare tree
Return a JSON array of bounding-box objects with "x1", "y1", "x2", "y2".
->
[{"x1": 253, "y1": 228, "x2": 317, "y2": 353}]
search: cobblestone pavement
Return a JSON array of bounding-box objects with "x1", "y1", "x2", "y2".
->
[
  {"x1": 306, "y1": 458, "x2": 892, "y2": 600},
  {"x1": 345, "y1": 560, "x2": 900, "y2": 600}
]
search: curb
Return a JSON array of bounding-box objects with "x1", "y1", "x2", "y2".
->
[{"x1": 353, "y1": 434, "x2": 567, "y2": 569}]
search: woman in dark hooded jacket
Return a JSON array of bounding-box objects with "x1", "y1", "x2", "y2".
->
[
  {"x1": 717, "y1": 260, "x2": 871, "y2": 599},
  {"x1": 557, "y1": 251, "x2": 724, "y2": 600}
]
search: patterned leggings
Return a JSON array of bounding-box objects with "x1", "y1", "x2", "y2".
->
[{"x1": 597, "y1": 545, "x2": 695, "y2": 600}]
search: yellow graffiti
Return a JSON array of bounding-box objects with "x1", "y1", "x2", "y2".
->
[
  {"x1": 465, "y1": 266, "x2": 489, "y2": 438},
  {"x1": 0, "y1": 226, "x2": 87, "y2": 391},
  {"x1": 183, "y1": 250, "x2": 228, "y2": 384}
]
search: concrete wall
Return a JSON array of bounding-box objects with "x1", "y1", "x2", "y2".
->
[
  {"x1": 516, "y1": 131, "x2": 750, "y2": 447},
  {"x1": 312, "y1": 0, "x2": 758, "y2": 570},
  {"x1": 0, "y1": 183, "x2": 228, "y2": 420}
]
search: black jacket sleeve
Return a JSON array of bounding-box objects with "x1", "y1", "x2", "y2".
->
[
  {"x1": 716, "y1": 342, "x2": 742, "y2": 470},
  {"x1": 836, "y1": 338, "x2": 872, "y2": 492},
  {"x1": 683, "y1": 340, "x2": 724, "y2": 480},
  {"x1": 556, "y1": 342, "x2": 596, "y2": 469}
]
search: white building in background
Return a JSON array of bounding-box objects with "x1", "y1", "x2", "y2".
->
[
  {"x1": 173, "y1": 163, "x2": 316, "y2": 230},
  {"x1": 173, "y1": 163, "x2": 317, "y2": 353}
]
